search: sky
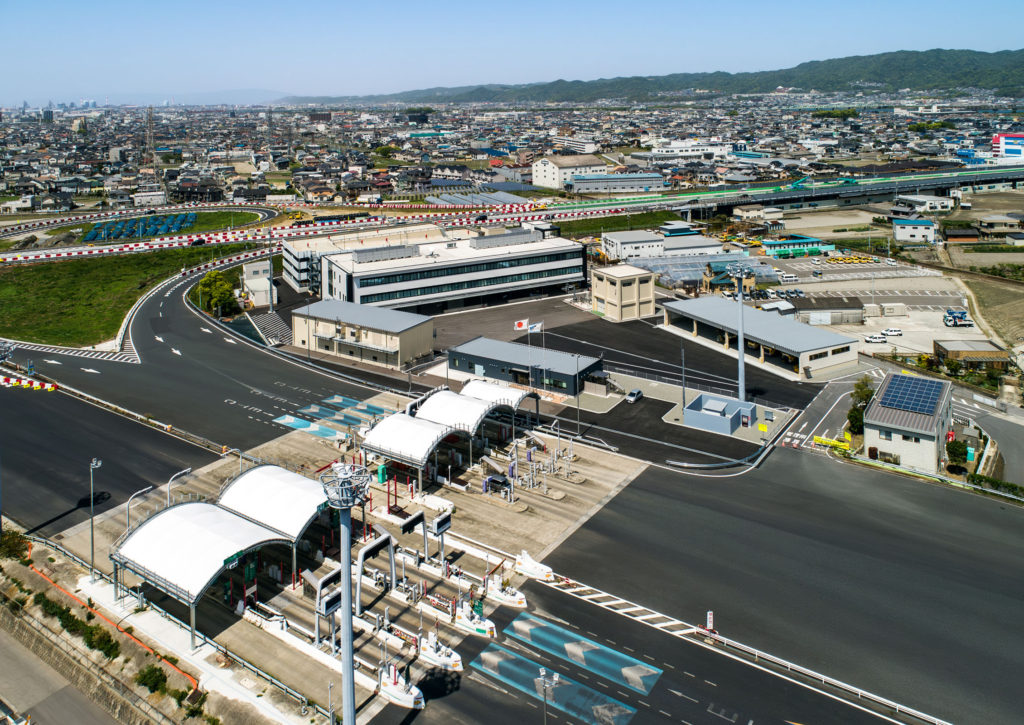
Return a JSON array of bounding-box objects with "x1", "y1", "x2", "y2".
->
[{"x1": 4, "y1": 0, "x2": 1022, "y2": 106}]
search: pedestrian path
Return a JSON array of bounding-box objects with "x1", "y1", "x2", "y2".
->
[
  {"x1": 250, "y1": 312, "x2": 292, "y2": 346},
  {"x1": 272, "y1": 414, "x2": 346, "y2": 440},
  {"x1": 2, "y1": 338, "x2": 139, "y2": 364}
]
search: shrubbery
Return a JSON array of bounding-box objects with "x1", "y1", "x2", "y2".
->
[
  {"x1": 32, "y1": 592, "x2": 120, "y2": 658},
  {"x1": 135, "y1": 664, "x2": 168, "y2": 693}
]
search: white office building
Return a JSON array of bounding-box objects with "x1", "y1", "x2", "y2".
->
[
  {"x1": 892, "y1": 219, "x2": 937, "y2": 244},
  {"x1": 648, "y1": 138, "x2": 731, "y2": 160},
  {"x1": 531, "y1": 154, "x2": 607, "y2": 189},
  {"x1": 895, "y1": 194, "x2": 954, "y2": 213},
  {"x1": 321, "y1": 228, "x2": 585, "y2": 313},
  {"x1": 602, "y1": 231, "x2": 723, "y2": 260}
]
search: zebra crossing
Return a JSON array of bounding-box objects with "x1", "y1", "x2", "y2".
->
[
  {"x1": 2, "y1": 338, "x2": 139, "y2": 364},
  {"x1": 539, "y1": 575, "x2": 699, "y2": 639}
]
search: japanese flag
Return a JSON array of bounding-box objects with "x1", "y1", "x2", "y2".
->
[{"x1": 514, "y1": 319, "x2": 529, "y2": 331}]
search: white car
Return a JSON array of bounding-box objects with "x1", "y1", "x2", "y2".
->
[
  {"x1": 625, "y1": 389, "x2": 644, "y2": 404},
  {"x1": 864, "y1": 334, "x2": 887, "y2": 344},
  {"x1": 881, "y1": 328, "x2": 903, "y2": 337},
  {"x1": 811, "y1": 258, "x2": 821, "y2": 265},
  {"x1": 886, "y1": 259, "x2": 898, "y2": 267}
]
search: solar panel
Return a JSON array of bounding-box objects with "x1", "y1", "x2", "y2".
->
[{"x1": 878, "y1": 375, "x2": 944, "y2": 415}]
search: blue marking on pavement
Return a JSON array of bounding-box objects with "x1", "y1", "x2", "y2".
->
[
  {"x1": 472, "y1": 643, "x2": 635, "y2": 725},
  {"x1": 297, "y1": 404, "x2": 335, "y2": 419},
  {"x1": 321, "y1": 395, "x2": 361, "y2": 409},
  {"x1": 273, "y1": 415, "x2": 345, "y2": 440},
  {"x1": 358, "y1": 403, "x2": 392, "y2": 415},
  {"x1": 505, "y1": 612, "x2": 662, "y2": 695}
]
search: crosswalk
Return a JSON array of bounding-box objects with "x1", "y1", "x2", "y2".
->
[
  {"x1": 4, "y1": 338, "x2": 139, "y2": 364},
  {"x1": 250, "y1": 312, "x2": 293, "y2": 346}
]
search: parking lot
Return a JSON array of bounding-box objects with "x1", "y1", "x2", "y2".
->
[
  {"x1": 769, "y1": 254, "x2": 944, "y2": 284},
  {"x1": 830, "y1": 308, "x2": 991, "y2": 355}
]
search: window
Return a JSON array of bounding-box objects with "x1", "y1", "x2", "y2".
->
[
  {"x1": 831, "y1": 346, "x2": 851, "y2": 355},
  {"x1": 357, "y1": 251, "x2": 580, "y2": 287},
  {"x1": 879, "y1": 430, "x2": 892, "y2": 441},
  {"x1": 361, "y1": 266, "x2": 582, "y2": 304},
  {"x1": 809, "y1": 351, "x2": 828, "y2": 361}
]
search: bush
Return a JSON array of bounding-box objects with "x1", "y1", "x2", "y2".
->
[
  {"x1": 968, "y1": 473, "x2": 1024, "y2": 497},
  {"x1": 0, "y1": 529, "x2": 28, "y2": 560},
  {"x1": 84, "y1": 626, "x2": 120, "y2": 659},
  {"x1": 846, "y1": 406, "x2": 864, "y2": 435},
  {"x1": 946, "y1": 439, "x2": 968, "y2": 465},
  {"x1": 32, "y1": 592, "x2": 119, "y2": 658},
  {"x1": 135, "y1": 664, "x2": 168, "y2": 693}
]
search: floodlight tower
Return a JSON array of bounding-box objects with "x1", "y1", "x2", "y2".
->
[
  {"x1": 320, "y1": 463, "x2": 371, "y2": 725},
  {"x1": 726, "y1": 262, "x2": 755, "y2": 403}
]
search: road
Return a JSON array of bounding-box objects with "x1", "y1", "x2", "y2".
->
[
  {"x1": 0, "y1": 387, "x2": 216, "y2": 535},
  {"x1": 536, "y1": 450, "x2": 1024, "y2": 724},
  {"x1": 0, "y1": 628, "x2": 118, "y2": 725}
]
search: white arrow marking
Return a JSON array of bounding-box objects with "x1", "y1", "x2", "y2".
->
[
  {"x1": 81, "y1": 368, "x2": 101, "y2": 374},
  {"x1": 154, "y1": 335, "x2": 164, "y2": 342},
  {"x1": 224, "y1": 337, "x2": 236, "y2": 344},
  {"x1": 43, "y1": 359, "x2": 62, "y2": 365},
  {"x1": 201, "y1": 327, "x2": 212, "y2": 334},
  {"x1": 171, "y1": 348, "x2": 182, "y2": 356}
]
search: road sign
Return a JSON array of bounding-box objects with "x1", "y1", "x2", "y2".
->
[
  {"x1": 430, "y1": 511, "x2": 452, "y2": 536},
  {"x1": 319, "y1": 588, "x2": 343, "y2": 616},
  {"x1": 223, "y1": 551, "x2": 243, "y2": 567},
  {"x1": 813, "y1": 435, "x2": 850, "y2": 451}
]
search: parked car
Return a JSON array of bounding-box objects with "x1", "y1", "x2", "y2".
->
[
  {"x1": 795, "y1": 289, "x2": 806, "y2": 297},
  {"x1": 625, "y1": 389, "x2": 644, "y2": 404},
  {"x1": 886, "y1": 259, "x2": 898, "y2": 266},
  {"x1": 864, "y1": 334, "x2": 887, "y2": 343},
  {"x1": 881, "y1": 328, "x2": 903, "y2": 336},
  {"x1": 811, "y1": 258, "x2": 821, "y2": 265}
]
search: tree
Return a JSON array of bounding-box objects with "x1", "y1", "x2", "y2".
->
[
  {"x1": 851, "y1": 375, "x2": 874, "y2": 407},
  {"x1": 945, "y1": 359, "x2": 962, "y2": 377},
  {"x1": 946, "y1": 439, "x2": 968, "y2": 465},
  {"x1": 847, "y1": 406, "x2": 865, "y2": 435},
  {"x1": 195, "y1": 270, "x2": 238, "y2": 316}
]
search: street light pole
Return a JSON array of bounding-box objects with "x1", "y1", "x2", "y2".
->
[
  {"x1": 320, "y1": 462, "x2": 370, "y2": 725},
  {"x1": 166, "y1": 467, "x2": 192, "y2": 508},
  {"x1": 89, "y1": 458, "x2": 102, "y2": 582},
  {"x1": 538, "y1": 668, "x2": 558, "y2": 725},
  {"x1": 126, "y1": 485, "x2": 153, "y2": 532}
]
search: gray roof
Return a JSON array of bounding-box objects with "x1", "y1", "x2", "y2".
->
[
  {"x1": 451, "y1": 336, "x2": 600, "y2": 377},
  {"x1": 864, "y1": 373, "x2": 951, "y2": 436},
  {"x1": 604, "y1": 230, "x2": 662, "y2": 244},
  {"x1": 295, "y1": 299, "x2": 430, "y2": 333},
  {"x1": 663, "y1": 297, "x2": 857, "y2": 356},
  {"x1": 663, "y1": 235, "x2": 721, "y2": 250},
  {"x1": 790, "y1": 295, "x2": 864, "y2": 312}
]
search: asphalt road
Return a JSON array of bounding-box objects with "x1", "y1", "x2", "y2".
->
[
  {"x1": 0, "y1": 628, "x2": 118, "y2": 725},
  {"x1": 0, "y1": 387, "x2": 215, "y2": 535},
  {"x1": 538, "y1": 449, "x2": 1024, "y2": 724},
  {"x1": 374, "y1": 587, "x2": 884, "y2": 725}
]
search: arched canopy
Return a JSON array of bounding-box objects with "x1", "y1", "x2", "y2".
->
[
  {"x1": 415, "y1": 390, "x2": 492, "y2": 434},
  {"x1": 361, "y1": 412, "x2": 454, "y2": 469},
  {"x1": 111, "y1": 502, "x2": 289, "y2": 605},
  {"x1": 459, "y1": 379, "x2": 534, "y2": 411},
  {"x1": 218, "y1": 464, "x2": 328, "y2": 541}
]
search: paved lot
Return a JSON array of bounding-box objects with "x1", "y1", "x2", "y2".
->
[
  {"x1": 832, "y1": 308, "x2": 992, "y2": 356},
  {"x1": 434, "y1": 296, "x2": 593, "y2": 350},
  {"x1": 539, "y1": 450, "x2": 1024, "y2": 724},
  {"x1": 0, "y1": 628, "x2": 117, "y2": 725}
]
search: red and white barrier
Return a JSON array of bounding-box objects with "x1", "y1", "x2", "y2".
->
[{"x1": 1, "y1": 376, "x2": 58, "y2": 391}]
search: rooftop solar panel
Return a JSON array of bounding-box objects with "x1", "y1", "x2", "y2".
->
[{"x1": 878, "y1": 375, "x2": 944, "y2": 415}]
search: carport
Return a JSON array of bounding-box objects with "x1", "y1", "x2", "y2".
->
[{"x1": 360, "y1": 413, "x2": 454, "y2": 495}]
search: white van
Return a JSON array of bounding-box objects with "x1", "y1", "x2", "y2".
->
[
  {"x1": 886, "y1": 259, "x2": 897, "y2": 267},
  {"x1": 778, "y1": 272, "x2": 798, "y2": 284}
]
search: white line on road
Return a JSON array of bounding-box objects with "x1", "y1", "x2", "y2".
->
[
  {"x1": 81, "y1": 368, "x2": 100, "y2": 374},
  {"x1": 223, "y1": 337, "x2": 236, "y2": 344},
  {"x1": 43, "y1": 359, "x2": 62, "y2": 364},
  {"x1": 201, "y1": 327, "x2": 212, "y2": 334},
  {"x1": 171, "y1": 348, "x2": 182, "y2": 356},
  {"x1": 154, "y1": 335, "x2": 164, "y2": 342}
]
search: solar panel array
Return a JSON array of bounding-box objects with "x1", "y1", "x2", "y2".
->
[{"x1": 878, "y1": 375, "x2": 944, "y2": 415}]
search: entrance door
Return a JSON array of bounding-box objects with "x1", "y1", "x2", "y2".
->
[{"x1": 511, "y1": 369, "x2": 530, "y2": 385}]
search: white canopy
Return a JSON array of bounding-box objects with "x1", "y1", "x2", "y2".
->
[
  {"x1": 361, "y1": 412, "x2": 453, "y2": 468},
  {"x1": 415, "y1": 390, "x2": 492, "y2": 433},
  {"x1": 218, "y1": 465, "x2": 327, "y2": 541},
  {"x1": 460, "y1": 379, "x2": 532, "y2": 410},
  {"x1": 112, "y1": 503, "x2": 287, "y2": 604}
]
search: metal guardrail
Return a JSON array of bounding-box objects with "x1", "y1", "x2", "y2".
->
[{"x1": 699, "y1": 629, "x2": 953, "y2": 725}]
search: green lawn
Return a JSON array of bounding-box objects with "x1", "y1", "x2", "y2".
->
[
  {"x1": 44, "y1": 210, "x2": 262, "y2": 245},
  {"x1": 0, "y1": 243, "x2": 258, "y2": 346},
  {"x1": 556, "y1": 210, "x2": 679, "y2": 238}
]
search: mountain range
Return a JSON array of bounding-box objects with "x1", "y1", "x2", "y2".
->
[{"x1": 278, "y1": 48, "x2": 1024, "y2": 105}]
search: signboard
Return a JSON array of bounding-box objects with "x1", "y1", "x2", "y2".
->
[
  {"x1": 706, "y1": 610, "x2": 714, "y2": 631},
  {"x1": 401, "y1": 510, "x2": 425, "y2": 535},
  {"x1": 757, "y1": 423, "x2": 768, "y2": 433},
  {"x1": 319, "y1": 588, "x2": 343, "y2": 616},
  {"x1": 946, "y1": 430, "x2": 956, "y2": 443},
  {"x1": 967, "y1": 446, "x2": 976, "y2": 462},
  {"x1": 430, "y1": 511, "x2": 452, "y2": 536},
  {"x1": 425, "y1": 593, "x2": 453, "y2": 616},
  {"x1": 223, "y1": 551, "x2": 243, "y2": 567},
  {"x1": 392, "y1": 628, "x2": 418, "y2": 649},
  {"x1": 843, "y1": 430, "x2": 852, "y2": 442},
  {"x1": 813, "y1": 435, "x2": 850, "y2": 451}
]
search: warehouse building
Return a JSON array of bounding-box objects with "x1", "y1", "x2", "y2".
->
[
  {"x1": 789, "y1": 295, "x2": 865, "y2": 325},
  {"x1": 531, "y1": 154, "x2": 606, "y2": 189},
  {"x1": 892, "y1": 219, "x2": 936, "y2": 244},
  {"x1": 320, "y1": 228, "x2": 586, "y2": 314},
  {"x1": 761, "y1": 234, "x2": 835, "y2": 258},
  {"x1": 663, "y1": 297, "x2": 859, "y2": 379},
  {"x1": 567, "y1": 173, "x2": 667, "y2": 194},
  {"x1": 448, "y1": 337, "x2": 601, "y2": 396},
  {"x1": 933, "y1": 339, "x2": 1010, "y2": 371},
  {"x1": 601, "y1": 230, "x2": 722, "y2": 260},
  {"x1": 591, "y1": 265, "x2": 656, "y2": 322},
  {"x1": 291, "y1": 299, "x2": 434, "y2": 369},
  {"x1": 863, "y1": 373, "x2": 952, "y2": 475}
]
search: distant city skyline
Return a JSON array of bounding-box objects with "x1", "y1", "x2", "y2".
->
[{"x1": 4, "y1": 0, "x2": 1023, "y2": 106}]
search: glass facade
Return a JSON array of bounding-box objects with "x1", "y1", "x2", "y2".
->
[
  {"x1": 360, "y1": 265, "x2": 581, "y2": 304},
  {"x1": 357, "y1": 252, "x2": 580, "y2": 288}
]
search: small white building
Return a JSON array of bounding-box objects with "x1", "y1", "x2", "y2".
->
[
  {"x1": 132, "y1": 190, "x2": 167, "y2": 207},
  {"x1": 531, "y1": 154, "x2": 606, "y2": 189},
  {"x1": 863, "y1": 373, "x2": 952, "y2": 475},
  {"x1": 241, "y1": 259, "x2": 276, "y2": 308},
  {"x1": 602, "y1": 231, "x2": 722, "y2": 260},
  {"x1": 892, "y1": 219, "x2": 936, "y2": 244},
  {"x1": 895, "y1": 194, "x2": 954, "y2": 213}
]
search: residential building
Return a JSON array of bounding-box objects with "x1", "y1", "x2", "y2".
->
[
  {"x1": 590, "y1": 265, "x2": 656, "y2": 322},
  {"x1": 863, "y1": 373, "x2": 953, "y2": 475},
  {"x1": 241, "y1": 259, "x2": 276, "y2": 308},
  {"x1": 291, "y1": 299, "x2": 433, "y2": 369}
]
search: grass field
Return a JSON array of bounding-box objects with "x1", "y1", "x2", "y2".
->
[
  {"x1": 42, "y1": 210, "x2": 262, "y2": 245},
  {"x1": 0, "y1": 243, "x2": 257, "y2": 346},
  {"x1": 965, "y1": 278, "x2": 1024, "y2": 347},
  {"x1": 556, "y1": 210, "x2": 679, "y2": 238}
]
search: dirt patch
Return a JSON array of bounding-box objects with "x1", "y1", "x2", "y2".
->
[{"x1": 964, "y1": 278, "x2": 1024, "y2": 347}]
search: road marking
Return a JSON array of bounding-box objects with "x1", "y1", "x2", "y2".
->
[
  {"x1": 154, "y1": 335, "x2": 164, "y2": 342},
  {"x1": 81, "y1": 368, "x2": 100, "y2": 374},
  {"x1": 704, "y1": 680, "x2": 717, "y2": 687},
  {"x1": 670, "y1": 689, "x2": 698, "y2": 703},
  {"x1": 43, "y1": 359, "x2": 62, "y2": 365},
  {"x1": 224, "y1": 337, "x2": 237, "y2": 344},
  {"x1": 171, "y1": 348, "x2": 182, "y2": 356},
  {"x1": 798, "y1": 422, "x2": 807, "y2": 432},
  {"x1": 201, "y1": 327, "x2": 212, "y2": 334}
]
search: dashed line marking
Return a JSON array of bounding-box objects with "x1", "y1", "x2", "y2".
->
[{"x1": 704, "y1": 680, "x2": 717, "y2": 687}]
